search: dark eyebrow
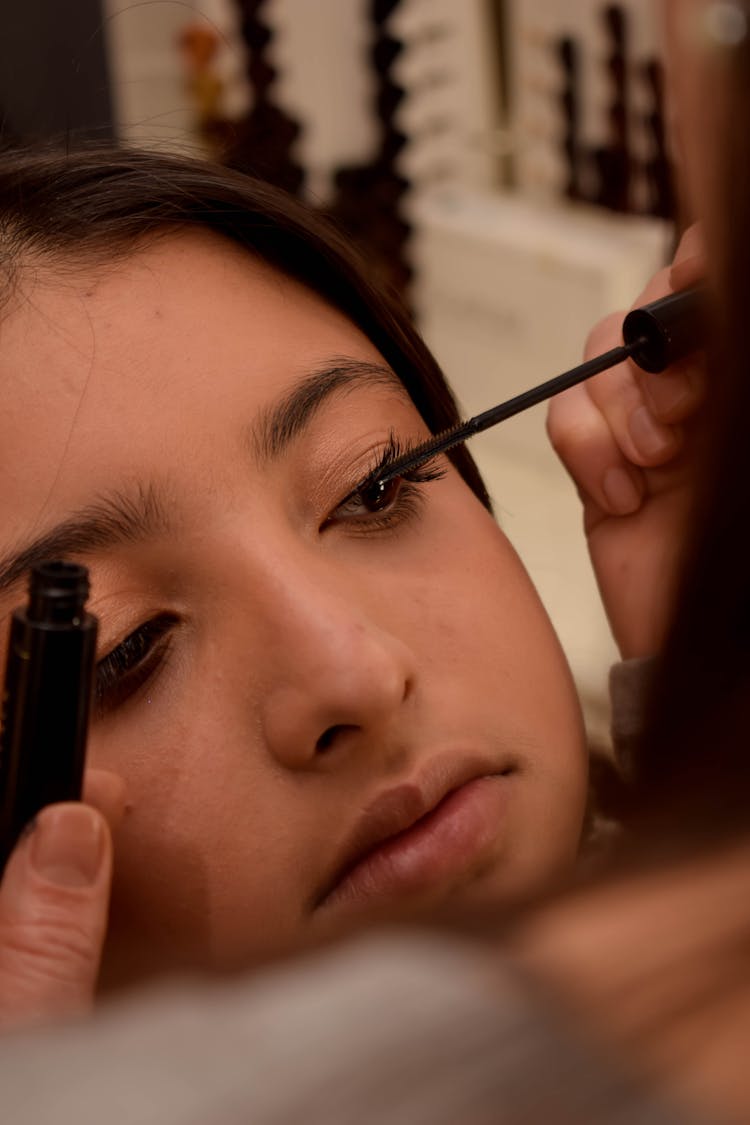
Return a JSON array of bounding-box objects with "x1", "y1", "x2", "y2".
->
[
  {"x1": 0, "y1": 482, "x2": 172, "y2": 599},
  {"x1": 250, "y1": 358, "x2": 406, "y2": 463}
]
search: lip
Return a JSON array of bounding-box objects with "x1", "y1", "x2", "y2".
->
[{"x1": 315, "y1": 755, "x2": 516, "y2": 912}]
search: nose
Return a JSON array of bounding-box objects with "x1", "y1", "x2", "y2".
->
[{"x1": 254, "y1": 560, "x2": 417, "y2": 770}]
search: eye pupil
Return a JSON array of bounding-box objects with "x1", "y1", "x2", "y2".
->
[{"x1": 362, "y1": 477, "x2": 399, "y2": 512}]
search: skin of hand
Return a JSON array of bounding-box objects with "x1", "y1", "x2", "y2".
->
[
  {"x1": 0, "y1": 769, "x2": 126, "y2": 1031},
  {"x1": 547, "y1": 226, "x2": 707, "y2": 658},
  {"x1": 511, "y1": 840, "x2": 750, "y2": 1125}
]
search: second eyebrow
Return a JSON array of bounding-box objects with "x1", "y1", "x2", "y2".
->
[{"x1": 249, "y1": 359, "x2": 406, "y2": 465}]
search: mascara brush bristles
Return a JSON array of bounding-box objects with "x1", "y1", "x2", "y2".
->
[
  {"x1": 372, "y1": 339, "x2": 640, "y2": 488},
  {"x1": 369, "y1": 421, "x2": 478, "y2": 487}
]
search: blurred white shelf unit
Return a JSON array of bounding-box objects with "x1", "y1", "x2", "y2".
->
[
  {"x1": 504, "y1": 0, "x2": 667, "y2": 209},
  {"x1": 412, "y1": 189, "x2": 671, "y2": 467}
]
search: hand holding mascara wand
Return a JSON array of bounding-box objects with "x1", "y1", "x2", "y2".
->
[
  {"x1": 0, "y1": 562, "x2": 98, "y2": 871},
  {"x1": 0, "y1": 563, "x2": 116, "y2": 1031},
  {"x1": 369, "y1": 287, "x2": 704, "y2": 492}
]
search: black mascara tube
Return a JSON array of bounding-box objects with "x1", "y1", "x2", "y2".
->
[{"x1": 0, "y1": 561, "x2": 97, "y2": 872}]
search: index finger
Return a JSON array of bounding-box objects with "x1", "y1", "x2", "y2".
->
[{"x1": 629, "y1": 237, "x2": 706, "y2": 423}]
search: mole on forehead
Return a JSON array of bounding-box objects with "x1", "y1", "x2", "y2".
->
[
  {"x1": 11, "y1": 230, "x2": 198, "y2": 300},
  {"x1": 0, "y1": 259, "x2": 117, "y2": 327}
]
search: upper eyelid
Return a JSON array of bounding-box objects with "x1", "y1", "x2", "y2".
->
[
  {"x1": 351, "y1": 433, "x2": 424, "y2": 488},
  {"x1": 96, "y1": 620, "x2": 151, "y2": 663},
  {"x1": 96, "y1": 613, "x2": 177, "y2": 665},
  {"x1": 341, "y1": 436, "x2": 443, "y2": 503}
]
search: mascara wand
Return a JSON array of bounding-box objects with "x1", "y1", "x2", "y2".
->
[{"x1": 374, "y1": 287, "x2": 705, "y2": 489}]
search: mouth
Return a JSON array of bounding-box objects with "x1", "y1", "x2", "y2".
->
[{"x1": 315, "y1": 757, "x2": 516, "y2": 913}]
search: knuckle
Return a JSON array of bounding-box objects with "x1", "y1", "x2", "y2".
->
[{"x1": 0, "y1": 905, "x2": 99, "y2": 984}]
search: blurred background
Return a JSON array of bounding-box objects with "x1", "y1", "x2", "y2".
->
[{"x1": 0, "y1": 0, "x2": 680, "y2": 741}]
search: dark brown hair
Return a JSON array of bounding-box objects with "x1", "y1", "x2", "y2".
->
[
  {"x1": 0, "y1": 143, "x2": 489, "y2": 508},
  {"x1": 626, "y1": 25, "x2": 750, "y2": 849}
]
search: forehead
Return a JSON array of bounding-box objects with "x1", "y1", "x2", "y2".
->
[
  {"x1": 0, "y1": 231, "x2": 397, "y2": 541},
  {"x1": 1, "y1": 229, "x2": 375, "y2": 397}
]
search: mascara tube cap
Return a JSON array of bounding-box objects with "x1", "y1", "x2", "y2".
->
[
  {"x1": 27, "y1": 560, "x2": 90, "y2": 624},
  {"x1": 622, "y1": 287, "x2": 706, "y2": 373},
  {"x1": 0, "y1": 561, "x2": 97, "y2": 869}
]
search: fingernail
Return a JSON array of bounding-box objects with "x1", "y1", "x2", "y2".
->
[
  {"x1": 30, "y1": 805, "x2": 105, "y2": 888},
  {"x1": 628, "y1": 405, "x2": 676, "y2": 460},
  {"x1": 670, "y1": 253, "x2": 705, "y2": 290},
  {"x1": 602, "y1": 467, "x2": 642, "y2": 514}
]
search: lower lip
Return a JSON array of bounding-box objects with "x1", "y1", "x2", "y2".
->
[{"x1": 321, "y1": 774, "x2": 511, "y2": 913}]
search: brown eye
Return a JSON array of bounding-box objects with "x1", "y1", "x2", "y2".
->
[
  {"x1": 324, "y1": 442, "x2": 447, "y2": 533},
  {"x1": 359, "y1": 476, "x2": 401, "y2": 513},
  {"x1": 323, "y1": 475, "x2": 406, "y2": 528}
]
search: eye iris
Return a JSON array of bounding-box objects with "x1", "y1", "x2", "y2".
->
[{"x1": 362, "y1": 477, "x2": 400, "y2": 512}]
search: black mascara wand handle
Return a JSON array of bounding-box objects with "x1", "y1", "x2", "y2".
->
[
  {"x1": 405, "y1": 340, "x2": 640, "y2": 469},
  {"x1": 376, "y1": 286, "x2": 705, "y2": 486},
  {"x1": 0, "y1": 562, "x2": 97, "y2": 872}
]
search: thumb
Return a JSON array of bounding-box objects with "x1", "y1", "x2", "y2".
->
[{"x1": 0, "y1": 802, "x2": 111, "y2": 1031}]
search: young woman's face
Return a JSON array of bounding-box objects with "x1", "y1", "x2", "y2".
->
[{"x1": 0, "y1": 232, "x2": 586, "y2": 983}]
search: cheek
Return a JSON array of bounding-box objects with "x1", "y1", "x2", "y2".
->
[
  {"x1": 91, "y1": 707, "x2": 266, "y2": 865},
  {"x1": 90, "y1": 708, "x2": 306, "y2": 967},
  {"x1": 413, "y1": 497, "x2": 579, "y2": 713},
  {"x1": 423, "y1": 502, "x2": 588, "y2": 847}
]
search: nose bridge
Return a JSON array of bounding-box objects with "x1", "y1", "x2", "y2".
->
[
  {"x1": 265, "y1": 540, "x2": 407, "y2": 688},
  {"x1": 247, "y1": 536, "x2": 415, "y2": 767}
]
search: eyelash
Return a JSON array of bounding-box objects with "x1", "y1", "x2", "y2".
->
[
  {"x1": 95, "y1": 613, "x2": 176, "y2": 717},
  {"x1": 94, "y1": 435, "x2": 446, "y2": 716},
  {"x1": 323, "y1": 433, "x2": 446, "y2": 534}
]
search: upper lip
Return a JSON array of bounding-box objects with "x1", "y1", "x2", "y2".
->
[{"x1": 314, "y1": 753, "x2": 513, "y2": 909}]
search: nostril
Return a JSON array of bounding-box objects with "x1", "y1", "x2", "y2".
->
[{"x1": 315, "y1": 725, "x2": 355, "y2": 753}]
